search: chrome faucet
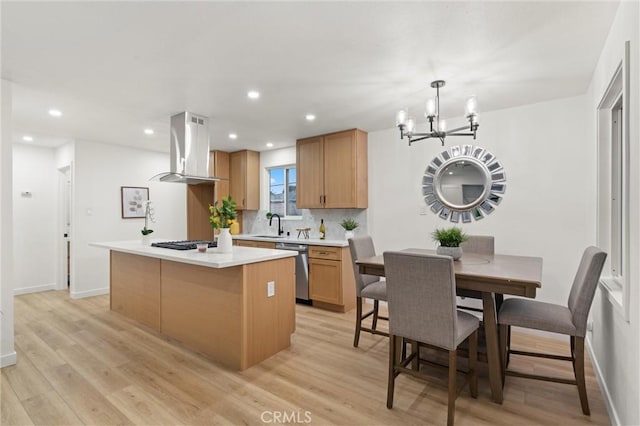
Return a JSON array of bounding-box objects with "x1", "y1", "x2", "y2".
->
[{"x1": 269, "y1": 213, "x2": 284, "y2": 236}]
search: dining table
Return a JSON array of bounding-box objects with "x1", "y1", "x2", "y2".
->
[{"x1": 356, "y1": 248, "x2": 543, "y2": 404}]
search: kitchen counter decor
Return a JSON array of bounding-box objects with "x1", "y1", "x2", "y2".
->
[
  {"x1": 209, "y1": 195, "x2": 237, "y2": 253},
  {"x1": 340, "y1": 218, "x2": 359, "y2": 240}
]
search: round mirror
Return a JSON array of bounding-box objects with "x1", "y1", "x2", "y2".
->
[{"x1": 422, "y1": 145, "x2": 506, "y2": 222}]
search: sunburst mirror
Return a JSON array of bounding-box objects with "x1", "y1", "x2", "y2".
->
[{"x1": 422, "y1": 145, "x2": 506, "y2": 222}]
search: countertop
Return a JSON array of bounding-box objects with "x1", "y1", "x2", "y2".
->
[
  {"x1": 91, "y1": 240, "x2": 297, "y2": 268},
  {"x1": 233, "y1": 234, "x2": 349, "y2": 247}
]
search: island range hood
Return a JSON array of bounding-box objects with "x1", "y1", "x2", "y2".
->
[{"x1": 150, "y1": 112, "x2": 220, "y2": 184}]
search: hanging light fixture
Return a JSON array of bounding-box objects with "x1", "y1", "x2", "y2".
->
[{"x1": 395, "y1": 80, "x2": 479, "y2": 146}]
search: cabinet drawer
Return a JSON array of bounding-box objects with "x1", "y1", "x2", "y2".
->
[
  {"x1": 308, "y1": 245, "x2": 341, "y2": 261},
  {"x1": 234, "y1": 240, "x2": 276, "y2": 249}
]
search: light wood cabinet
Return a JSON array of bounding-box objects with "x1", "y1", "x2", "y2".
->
[
  {"x1": 296, "y1": 129, "x2": 368, "y2": 209},
  {"x1": 234, "y1": 240, "x2": 276, "y2": 249},
  {"x1": 186, "y1": 184, "x2": 215, "y2": 241},
  {"x1": 308, "y1": 245, "x2": 356, "y2": 312},
  {"x1": 230, "y1": 150, "x2": 260, "y2": 210}
]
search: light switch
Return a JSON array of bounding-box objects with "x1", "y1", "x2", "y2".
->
[
  {"x1": 419, "y1": 205, "x2": 427, "y2": 215},
  {"x1": 267, "y1": 281, "x2": 275, "y2": 297}
]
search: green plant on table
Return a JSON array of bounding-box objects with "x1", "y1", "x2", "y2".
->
[
  {"x1": 431, "y1": 226, "x2": 468, "y2": 247},
  {"x1": 209, "y1": 195, "x2": 238, "y2": 229},
  {"x1": 340, "y1": 218, "x2": 359, "y2": 231}
]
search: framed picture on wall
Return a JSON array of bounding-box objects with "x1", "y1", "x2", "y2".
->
[{"x1": 121, "y1": 186, "x2": 149, "y2": 219}]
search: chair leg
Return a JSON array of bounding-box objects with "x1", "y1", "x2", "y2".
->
[
  {"x1": 499, "y1": 324, "x2": 508, "y2": 385},
  {"x1": 468, "y1": 330, "x2": 478, "y2": 398},
  {"x1": 447, "y1": 350, "x2": 457, "y2": 426},
  {"x1": 372, "y1": 299, "x2": 380, "y2": 330},
  {"x1": 387, "y1": 334, "x2": 398, "y2": 409},
  {"x1": 574, "y1": 336, "x2": 590, "y2": 415},
  {"x1": 410, "y1": 340, "x2": 419, "y2": 371},
  {"x1": 506, "y1": 325, "x2": 511, "y2": 367},
  {"x1": 353, "y1": 297, "x2": 363, "y2": 348}
]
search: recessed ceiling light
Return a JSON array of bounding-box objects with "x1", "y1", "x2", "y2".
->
[
  {"x1": 247, "y1": 90, "x2": 260, "y2": 100},
  {"x1": 144, "y1": 128, "x2": 154, "y2": 135},
  {"x1": 229, "y1": 133, "x2": 238, "y2": 140},
  {"x1": 305, "y1": 114, "x2": 316, "y2": 121},
  {"x1": 48, "y1": 109, "x2": 62, "y2": 117},
  {"x1": 22, "y1": 135, "x2": 33, "y2": 142},
  {"x1": 266, "y1": 142, "x2": 274, "y2": 148}
]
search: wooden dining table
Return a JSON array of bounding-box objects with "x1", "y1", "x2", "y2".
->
[{"x1": 356, "y1": 248, "x2": 543, "y2": 404}]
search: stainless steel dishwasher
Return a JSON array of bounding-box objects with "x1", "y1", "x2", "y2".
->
[{"x1": 275, "y1": 242, "x2": 310, "y2": 303}]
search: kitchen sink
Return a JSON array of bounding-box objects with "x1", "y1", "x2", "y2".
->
[{"x1": 253, "y1": 235, "x2": 285, "y2": 238}]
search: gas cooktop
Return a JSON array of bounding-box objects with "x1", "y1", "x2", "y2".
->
[{"x1": 151, "y1": 240, "x2": 217, "y2": 250}]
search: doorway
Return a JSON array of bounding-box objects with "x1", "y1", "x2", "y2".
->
[{"x1": 57, "y1": 166, "x2": 71, "y2": 291}]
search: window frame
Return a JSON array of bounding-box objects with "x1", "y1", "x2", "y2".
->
[{"x1": 596, "y1": 41, "x2": 630, "y2": 321}]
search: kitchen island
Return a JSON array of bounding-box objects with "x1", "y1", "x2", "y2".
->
[{"x1": 92, "y1": 241, "x2": 297, "y2": 370}]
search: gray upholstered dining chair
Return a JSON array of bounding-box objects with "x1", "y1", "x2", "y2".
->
[
  {"x1": 348, "y1": 236, "x2": 388, "y2": 347},
  {"x1": 498, "y1": 246, "x2": 607, "y2": 415},
  {"x1": 384, "y1": 251, "x2": 479, "y2": 426},
  {"x1": 460, "y1": 235, "x2": 494, "y2": 256}
]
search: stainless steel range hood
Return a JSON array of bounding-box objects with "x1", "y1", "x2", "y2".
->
[{"x1": 150, "y1": 112, "x2": 220, "y2": 184}]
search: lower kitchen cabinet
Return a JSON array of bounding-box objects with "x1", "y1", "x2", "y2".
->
[
  {"x1": 308, "y1": 245, "x2": 356, "y2": 312},
  {"x1": 233, "y1": 240, "x2": 276, "y2": 249}
]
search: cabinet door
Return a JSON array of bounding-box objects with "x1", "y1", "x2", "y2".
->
[
  {"x1": 210, "y1": 150, "x2": 230, "y2": 202},
  {"x1": 309, "y1": 258, "x2": 342, "y2": 305},
  {"x1": 323, "y1": 130, "x2": 357, "y2": 208},
  {"x1": 230, "y1": 150, "x2": 259, "y2": 210},
  {"x1": 229, "y1": 151, "x2": 246, "y2": 209},
  {"x1": 296, "y1": 137, "x2": 325, "y2": 208},
  {"x1": 186, "y1": 184, "x2": 215, "y2": 241}
]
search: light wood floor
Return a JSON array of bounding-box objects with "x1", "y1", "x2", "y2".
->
[{"x1": 2, "y1": 291, "x2": 610, "y2": 425}]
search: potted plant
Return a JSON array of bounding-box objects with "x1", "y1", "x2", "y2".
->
[
  {"x1": 340, "y1": 218, "x2": 359, "y2": 240},
  {"x1": 431, "y1": 226, "x2": 468, "y2": 260},
  {"x1": 141, "y1": 201, "x2": 155, "y2": 245},
  {"x1": 209, "y1": 195, "x2": 237, "y2": 253}
]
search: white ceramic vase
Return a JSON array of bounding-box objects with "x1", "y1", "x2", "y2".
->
[
  {"x1": 436, "y1": 245, "x2": 462, "y2": 260},
  {"x1": 344, "y1": 230, "x2": 355, "y2": 240},
  {"x1": 217, "y1": 228, "x2": 233, "y2": 253},
  {"x1": 141, "y1": 234, "x2": 151, "y2": 246}
]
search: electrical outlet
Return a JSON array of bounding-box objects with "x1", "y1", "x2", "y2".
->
[
  {"x1": 587, "y1": 320, "x2": 593, "y2": 332},
  {"x1": 267, "y1": 281, "x2": 275, "y2": 297}
]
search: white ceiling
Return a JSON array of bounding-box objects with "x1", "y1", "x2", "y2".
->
[{"x1": 2, "y1": 1, "x2": 619, "y2": 153}]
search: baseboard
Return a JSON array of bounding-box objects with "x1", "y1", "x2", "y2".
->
[
  {"x1": 1, "y1": 351, "x2": 17, "y2": 368},
  {"x1": 586, "y1": 337, "x2": 620, "y2": 426},
  {"x1": 70, "y1": 287, "x2": 109, "y2": 299},
  {"x1": 14, "y1": 283, "x2": 56, "y2": 296}
]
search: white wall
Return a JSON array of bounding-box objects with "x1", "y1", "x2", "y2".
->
[
  {"x1": 586, "y1": 1, "x2": 639, "y2": 425},
  {"x1": 71, "y1": 140, "x2": 187, "y2": 298},
  {"x1": 12, "y1": 144, "x2": 58, "y2": 294},
  {"x1": 1, "y1": 79, "x2": 16, "y2": 367},
  {"x1": 369, "y1": 94, "x2": 592, "y2": 308}
]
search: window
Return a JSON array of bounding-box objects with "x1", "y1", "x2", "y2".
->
[
  {"x1": 610, "y1": 98, "x2": 623, "y2": 278},
  {"x1": 268, "y1": 166, "x2": 301, "y2": 218}
]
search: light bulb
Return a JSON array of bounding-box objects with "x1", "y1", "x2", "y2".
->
[
  {"x1": 395, "y1": 109, "x2": 407, "y2": 126},
  {"x1": 405, "y1": 117, "x2": 416, "y2": 135},
  {"x1": 425, "y1": 99, "x2": 436, "y2": 117},
  {"x1": 465, "y1": 96, "x2": 477, "y2": 117},
  {"x1": 438, "y1": 119, "x2": 447, "y2": 132}
]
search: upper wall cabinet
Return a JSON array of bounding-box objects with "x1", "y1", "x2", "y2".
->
[
  {"x1": 296, "y1": 129, "x2": 368, "y2": 209},
  {"x1": 230, "y1": 149, "x2": 260, "y2": 210}
]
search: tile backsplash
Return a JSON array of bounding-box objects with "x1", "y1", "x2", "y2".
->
[{"x1": 242, "y1": 209, "x2": 367, "y2": 240}]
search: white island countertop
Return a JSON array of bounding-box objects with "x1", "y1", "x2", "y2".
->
[
  {"x1": 91, "y1": 240, "x2": 297, "y2": 269},
  {"x1": 233, "y1": 234, "x2": 349, "y2": 247}
]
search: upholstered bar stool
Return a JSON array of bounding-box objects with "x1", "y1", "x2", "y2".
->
[
  {"x1": 498, "y1": 246, "x2": 606, "y2": 415},
  {"x1": 384, "y1": 251, "x2": 479, "y2": 426},
  {"x1": 458, "y1": 235, "x2": 495, "y2": 313},
  {"x1": 348, "y1": 236, "x2": 388, "y2": 347}
]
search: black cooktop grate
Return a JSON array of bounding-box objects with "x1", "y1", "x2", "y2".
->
[{"x1": 151, "y1": 240, "x2": 217, "y2": 250}]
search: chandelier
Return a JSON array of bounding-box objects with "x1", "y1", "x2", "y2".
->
[{"x1": 395, "y1": 80, "x2": 479, "y2": 146}]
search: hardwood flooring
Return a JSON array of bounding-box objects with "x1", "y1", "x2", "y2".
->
[{"x1": 2, "y1": 291, "x2": 610, "y2": 425}]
